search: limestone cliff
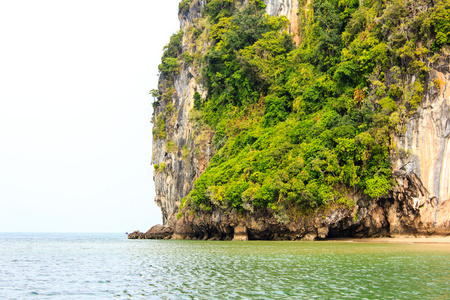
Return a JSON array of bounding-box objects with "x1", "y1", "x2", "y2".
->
[
  {"x1": 152, "y1": 0, "x2": 213, "y2": 224},
  {"x1": 136, "y1": 0, "x2": 450, "y2": 241},
  {"x1": 264, "y1": 0, "x2": 300, "y2": 44},
  {"x1": 390, "y1": 60, "x2": 450, "y2": 235},
  {"x1": 151, "y1": 0, "x2": 300, "y2": 230}
]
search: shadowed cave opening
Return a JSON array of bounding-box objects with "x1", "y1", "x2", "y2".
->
[
  {"x1": 326, "y1": 219, "x2": 391, "y2": 239},
  {"x1": 326, "y1": 225, "x2": 363, "y2": 239},
  {"x1": 194, "y1": 226, "x2": 234, "y2": 240}
]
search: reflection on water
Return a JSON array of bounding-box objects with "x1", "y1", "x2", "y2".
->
[{"x1": 0, "y1": 233, "x2": 449, "y2": 299}]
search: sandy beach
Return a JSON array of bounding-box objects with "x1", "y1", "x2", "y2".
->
[{"x1": 328, "y1": 236, "x2": 450, "y2": 244}]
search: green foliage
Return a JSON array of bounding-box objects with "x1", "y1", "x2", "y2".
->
[
  {"x1": 182, "y1": 145, "x2": 190, "y2": 160},
  {"x1": 181, "y1": 52, "x2": 194, "y2": 64},
  {"x1": 193, "y1": 91, "x2": 202, "y2": 109},
  {"x1": 200, "y1": 2, "x2": 291, "y2": 129},
  {"x1": 161, "y1": 86, "x2": 175, "y2": 102},
  {"x1": 153, "y1": 113, "x2": 166, "y2": 140},
  {"x1": 179, "y1": 0, "x2": 192, "y2": 15},
  {"x1": 264, "y1": 94, "x2": 290, "y2": 126},
  {"x1": 432, "y1": 0, "x2": 450, "y2": 48},
  {"x1": 205, "y1": 0, "x2": 233, "y2": 22},
  {"x1": 158, "y1": 30, "x2": 183, "y2": 77},
  {"x1": 158, "y1": 57, "x2": 179, "y2": 75},
  {"x1": 162, "y1": 30, "x2": 183, "y2": 59},
  {"x1": 166, "y1": 139, "x2": 178, "y2": 153},
  {"x1": 364, "y1": 176, "x2": 391, "y2": 198},
  {"x1": 409, "y1": 80, "x2": 424, "y2": 110},
  {"x1": 169, "y1": 0, "x2": 443, "y2": 219},
  {"x1": 149, "y1": 89, "x2": 159, "y2": 98}
]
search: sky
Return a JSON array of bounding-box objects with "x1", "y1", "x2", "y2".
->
[{"x1": 0, "y1": 0, "x2": 181, "y2": 233}]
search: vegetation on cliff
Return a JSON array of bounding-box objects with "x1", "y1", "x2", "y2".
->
[{"x1": 155, "y1": 0, "x2": 450, "y2": 220}]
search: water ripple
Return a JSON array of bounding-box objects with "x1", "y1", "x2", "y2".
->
[{"x1": 0, "y1": 233, "x2": 449, "y2": 299}]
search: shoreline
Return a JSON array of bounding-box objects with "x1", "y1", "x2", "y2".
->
[
  {"x1": 129, "y1": 229, "x2": 450, "y2": 244},
  {"x1": 326, "y1": 236, "x2": 450, "y2": 244}
]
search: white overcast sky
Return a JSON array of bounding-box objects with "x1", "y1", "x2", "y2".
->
[{"x1": 0, "y1": 0, "x2": 180, "y2": 232}]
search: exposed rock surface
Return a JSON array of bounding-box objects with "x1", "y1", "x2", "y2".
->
[
  {"x1": 264, "y1": 0, "x2": 300, "y2": 44},
  {"x1": 152, "y1": 0, "x2": 299, "y2": 234},
  {"x1": 152, "y1": 64, "x2": 213, "y2": 224},
  {"x1": 127, "y1": 231, "x2": 145, "y2": 239},
  {"x1": 146, "y1": 0, "x2": 450, "y2": 241},
  {"x1": 144, "y1": 225, "x2": 174, "y2": 239},
  {"x1": 391, "y1": 61, "x2": 450, "y2": 235},
  {"x1": 152, "y1": 0, "x2": 213, "y2": 225}
]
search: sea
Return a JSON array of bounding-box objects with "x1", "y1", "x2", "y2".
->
[{"x1": 0, "y1": 233, "x2": 449, "y2": 299}]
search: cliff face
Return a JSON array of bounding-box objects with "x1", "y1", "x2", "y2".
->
[
  {"x1": 390, "y1": 63, "x2": 450, "y2": 234},
  {"x1": 264, "y1": 0, "x2": 300, "y2": 44},
  {"x1": 152, "y1": 0, "x2": 299, "y2": 227},
  {"x1": 152, "y1": 0, "x2": 213, "y2": 225},
  {"x1": 145, "y1": 0, "x2": 450, "y2": 241}
]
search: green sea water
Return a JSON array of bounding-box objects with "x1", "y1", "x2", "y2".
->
[{"x1": 1, "y1": 233, "x2": 449, "y2": 299}]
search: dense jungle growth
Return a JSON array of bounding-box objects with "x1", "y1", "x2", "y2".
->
[{"x1": 155, "y1": 0, "x2": 450, "y2": 221}]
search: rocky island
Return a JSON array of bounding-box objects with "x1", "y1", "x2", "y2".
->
[{"x1": 130, "y1": 0, "x2": 450, "y2": 241}]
